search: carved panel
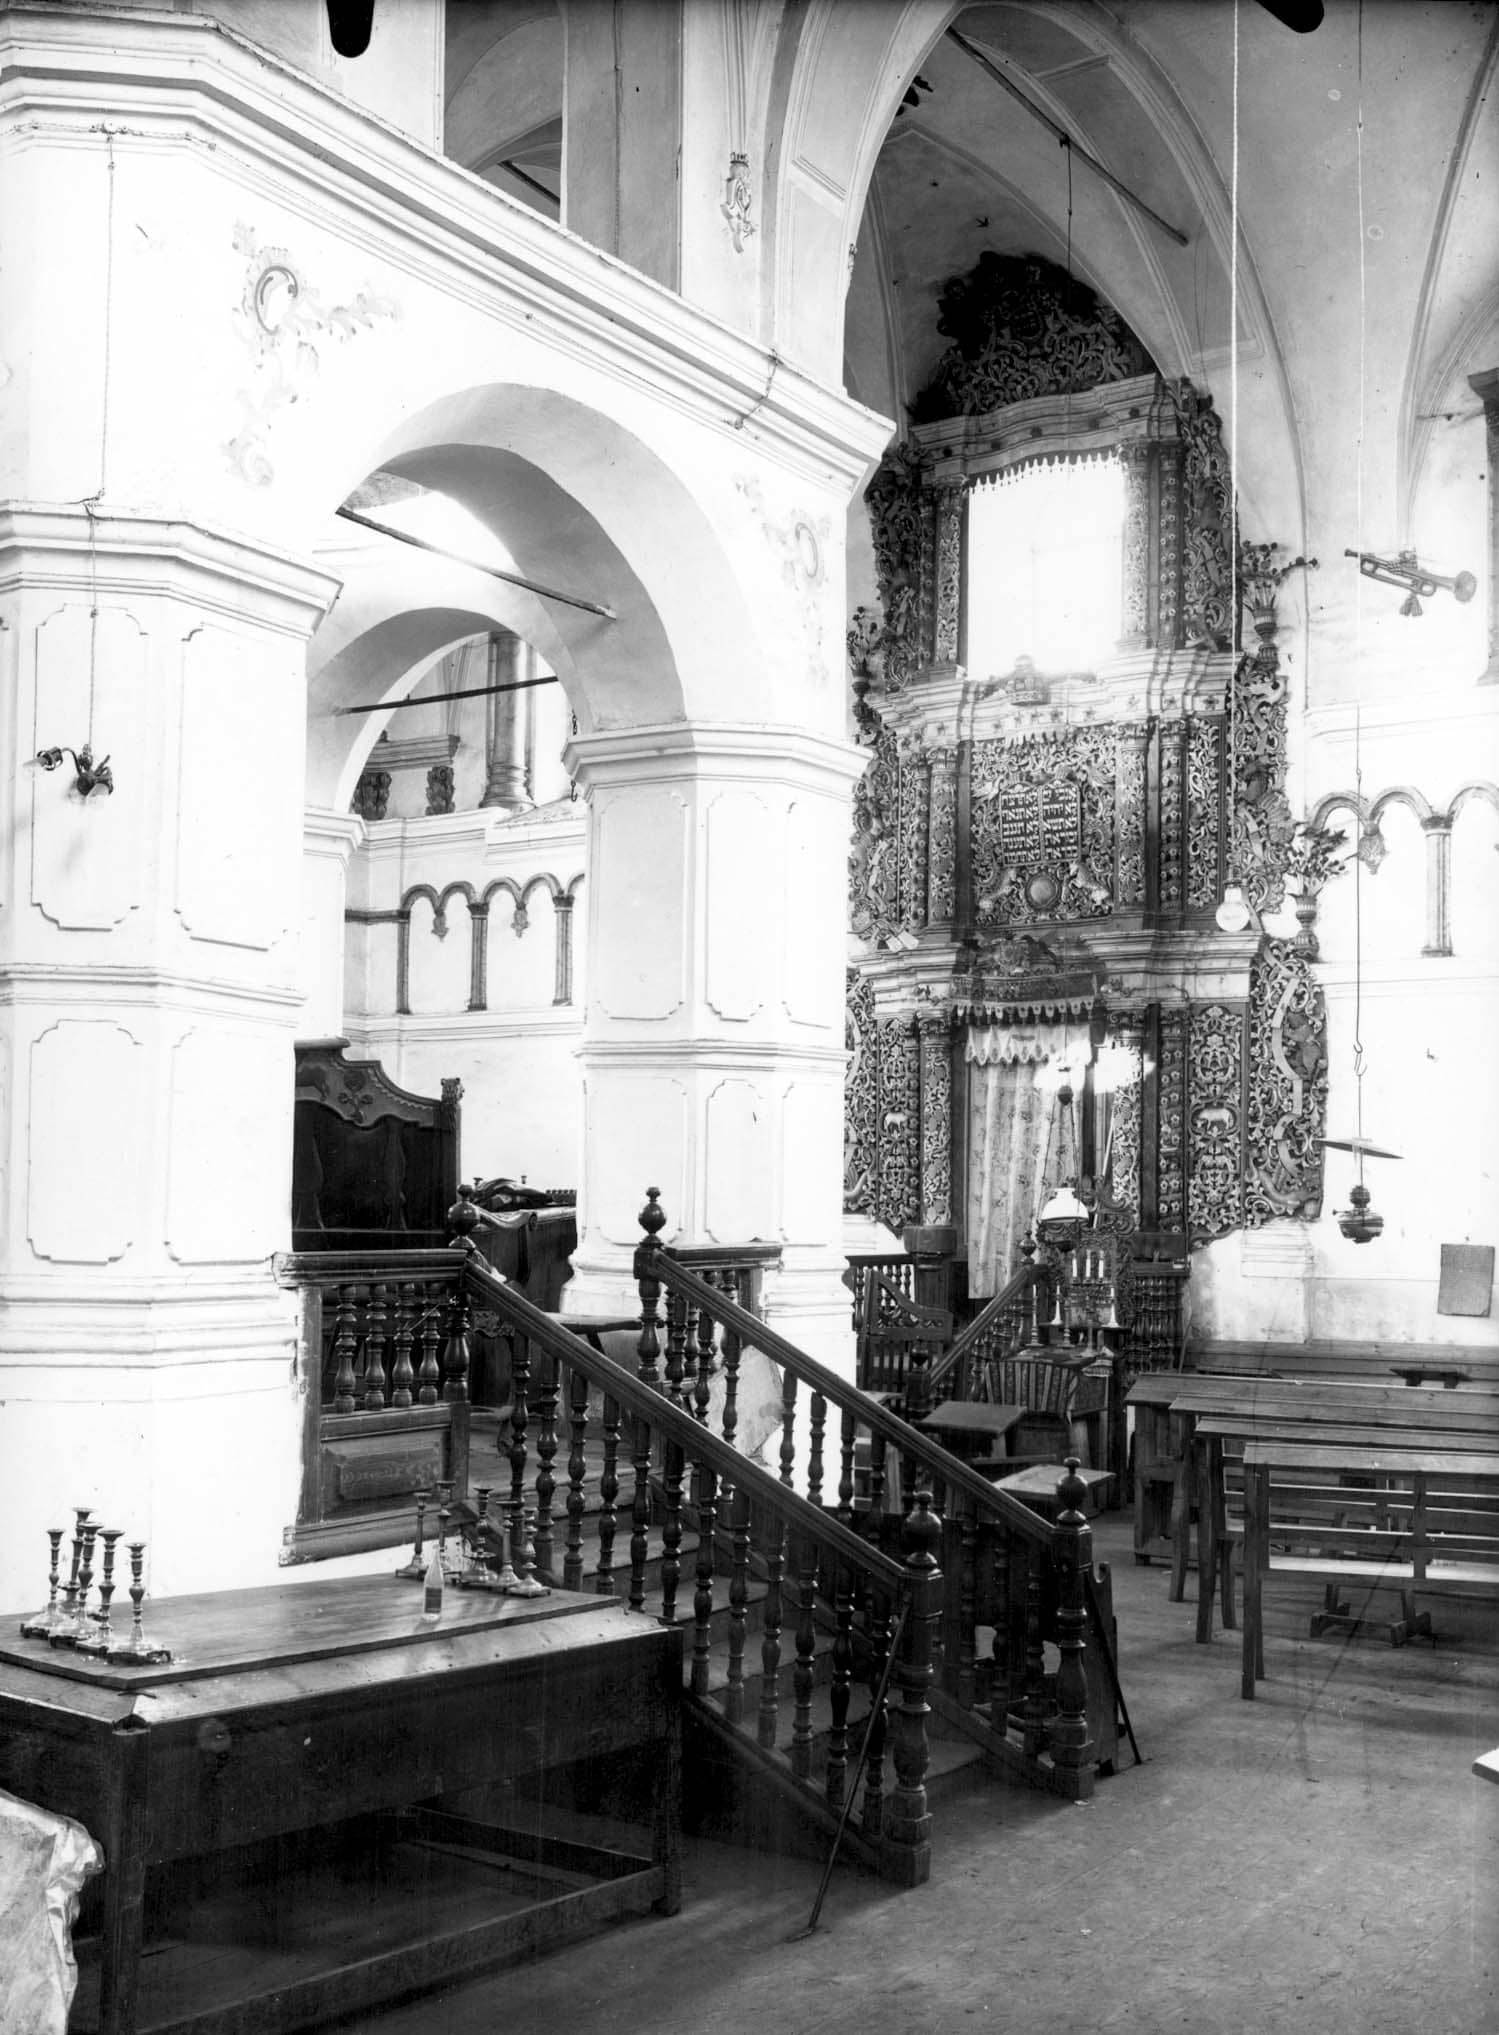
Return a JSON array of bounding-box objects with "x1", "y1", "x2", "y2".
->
[
  {"x1": 1155, "y1": 1008, "x2": 1189, "y2": 1233},
  {"x1": 1114, "y1": 726, "x2": 1148, "y2": 906},
  {"x1": 1104, "y1": 1027, "x2": 1142, "y2": 1227},
  {"x1": 178, "y1": 625, "x2": 299, "y2": 950},
  {"x1": 1119, "y1": 446, "x2": 1151, "y2": 647},
  {"x1": 591, "y1": 790, "x2": 687, "y2": 1020},
  {"x1": 1157, "y1": 720, "x2": 1185, "y2": 916},
  {"x1": 971, "y1": 728, "x2": 1116, "y2": 924},
  {"x1": 1244, "y1": 940, "x2": 1328, "y2": 1227},
  {"x1": 1185, "y1": 716, "x2": 1225, "y2": 910},
  {"x1": 926, "y1": 746, "x2": 959, "y2": 923},
  {"x1": 849, "y1": 727, "x2": 903, "y2": 942},
  {"x1": 897, "y1": 736, "x2": 930, "y2": 928},
  {"x1": 167, "y1": 1027, "x2": 287, "y2": 1262},
  {"x1": 1172, "y1": 381, "x2": 1234, "y2": 650},
  {"x1": 1186, "y1": 1002, "x2": 1246, "y2": 1241},
  {"x1": 933, "y1": 486, "x2": 963, "y2": 663},
  {"x1": 30, "y1": 605, "x2": 148, "y2": 931},
  {"x1": 918, "y1": 1015, "x2": 953, "y2": 1227},
  {"x1": 911, "y1": 252, "x2": 1155, "y2": 422},
  {"x1": 1231, "y1": 649, "x2": 1294, "y2": 914},
  {"x1": 704, "y1": 1078, "x2": 773, "y2": 1241},
  {"x1": 29, "y1": 1020, "x2": 141, "y2": 1262},
  {"x1": 844, "y1": 972, "x2": 878, "y2": 1216},
  {"x1": 1155, "y1": 444, "x2": 1184, "y2": 650},
  {"x1": 863, "y1": 442, "x2": 928, "y2": 690},
  {"x1": 876, "y1": 1015, "x2": 921, "y2": 1232}
]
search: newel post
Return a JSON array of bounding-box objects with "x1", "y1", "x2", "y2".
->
[
  {"x1": 886, "y1": 1489, "x2": 941, "y2": 1887},
  {"x1": 634, "y1": 1187, "x2": 667, "y2": 1391},
  {"x1": 1049, "y1": 1458, "x2": 1098, "y2": 1797}
]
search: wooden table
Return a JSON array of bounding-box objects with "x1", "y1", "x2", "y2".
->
[{"x1": 0, "y1": 1575, "x2": 681, "y2": 2035}]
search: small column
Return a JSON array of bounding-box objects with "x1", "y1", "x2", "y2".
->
[
  {"x1": 552, "y1": 892, "x2": 576, "y2": 1005},
  {"x1": 932, "y1": 485, "x2": 964, "y2": 666},
  {"x1": 917, "y1": 1011, "x2": 953, "y2": 1228},
  {"x1": 1118, "y1": 443, "x2": 1152, "y2": 651},
  {"x1": 1467, "y1": 369, "x2": 1499, "y2": 685},
  {"x1": 924, "y1": 745, "x2": 959, "y2": 925},
  {"x1": 1420, "y1": 815, "x2": 1453, "y2": 958},
  {"x1": 480, "y1": 634, "x2": 534, "y2": 812}
]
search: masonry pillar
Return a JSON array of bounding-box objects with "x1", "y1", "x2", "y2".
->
[
  {"x1": 563, "y1": 722, "x2": 865, "y2": 1371},
  {"x1": 479, "y1": 633, "x2": 534, "y2": 812},
  {"x1": 0, "y1": 507, "x2": 337, "y2": 1607},
  {"x1": 300, "y1": 808, "x2": 366, "y2": 1036}
]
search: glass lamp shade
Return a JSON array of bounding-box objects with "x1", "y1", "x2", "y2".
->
[{"x1": 1215, "y1": 881, "x2": 1252, "y2": 933}]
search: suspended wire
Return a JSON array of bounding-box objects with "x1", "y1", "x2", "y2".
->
[
  {"x1": 1227, "y1": 2, "x2": 1241, "y2": 862},
  {"x1": 81, "y1": 127, "x2": 118, "y2": 748},
  {"x1": 1351, "y1": 0, "x2": 1368, "y2": 1178}
]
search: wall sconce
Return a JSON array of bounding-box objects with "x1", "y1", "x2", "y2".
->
[
  {"x1": 37, "y1": 744, "x2": 113, "y2": 798},
  {"x1": 1344, "y1": 548, "x2": 1476, "y2": 618}
]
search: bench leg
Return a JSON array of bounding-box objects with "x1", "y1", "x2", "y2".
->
[{"x1": 1389, "y1": 1592, "x2": 1433, "y2": 1648}]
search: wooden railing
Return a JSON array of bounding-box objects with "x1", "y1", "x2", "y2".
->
[
  {"x1": 845, "y1": 1254, "x2": 954, "y2": 1404},
  {"x1": 638, "y1": 1193, "x2": 1110, "y2": 1805},
  {"x1": 923, "y1": 1251, "x2": 1050, "y2": 1412}
]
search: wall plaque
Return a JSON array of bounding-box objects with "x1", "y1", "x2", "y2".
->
[{"x1": 996, "y1": 784, "x2": 1082, "y2": 865}]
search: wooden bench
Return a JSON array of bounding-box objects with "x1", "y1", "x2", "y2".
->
[
  {"x1": 1167, "y1": 1378, "x2": 1499, "y2": 1641},
  {"x1": 1189, "y1": 1340, "x2": 1499, "y2": 1392},
  {"x1": 1240, "y1": 1441, "x2": 1499, "y2": 1698}
]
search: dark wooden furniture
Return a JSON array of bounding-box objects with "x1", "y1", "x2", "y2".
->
[
  {"x1": 293, "y1": 1039, "x2": 461, "y2": 1250},
  {"x1": 917, "y1": 1399, "x2": 1024, "y2": 1474},
  {"x1": 1125, "y1": 1373, "x2": 1185, "y2": 1569},
  {"x1": 0, "y1": 1575, "x2": 681, "y2": 2035},
  {"x1": 1240, "y1": 1440, "x2": 1499, "y2": 1697}
]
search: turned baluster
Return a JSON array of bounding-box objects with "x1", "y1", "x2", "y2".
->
[
  {"x1": 720, "y1": 1316, "x2": 742, "y2": 1452},
  {"x1": 757, "y1": 1518, "x2": 785, "y2": 1751},
  {"x1": 692, "y1": 1296, "x2": 715, "y2": 1428},
  {"x1": 955, "y1": 1506, "x2": 978, "y2": 1710},
  {"x1": 807, "y1": 1391, "x2": 827, "y2": 1509},
  {"x1": 790, "y1": 1536, "x2": 818, "y2": 1780},
  {"x1": 836, "y1": 1409, "x2": 857, "y2": 1525},
  {"x1": 390, "y1": 1284, "x2": 416, "y2": 1408},
  {"x1": 659, "y1": 1437, "x2": 685, "y2": 1625},
  {"x1": 594, "y1": 1392, "x2": 621, "y2": 1594},
  {"x1": 905, "y1": 1334, "x2": 933, "y2": 1429},
  {"x1": 533, "y1": 1350, "x2": 559, "y2": 1581},
  {"x1": 663, "y1": 1289, "x2": 689, "y2": 1410},
  {"x1": 507, "y1": 1333, "x2": 531, "y2": 1576},
  {"x1": 1022, "y1": 1549, "x2": 1048, "y2": 1760},
  {"x1": 416, "y1": 1291, "x2": 442, "y2": 1404},
  {"x1": 982, "y1": 1532, "x2": 1010, "y2": 1714},
  {"x1": 362, "y1": 1281, "x2": 389, "y2": 1410},
  {"x1": 860, "y1": 1594, "x2": 895, "y2": 1841},
  {"x1": 1049, "y1": 1459, "x2": 1097, "y2": 1786},
  {"x1": 20, "y1": 1527, "x2": 67, "y2": 1640},
  {"x1": 692, "y1": 1464, "x2": 719, "y2": 1698},
  {"x1": 778, "y1": 1368, "x2": 798, "y2": 1488},
  {"x1": 826, "y1": 1563, "x2": 854, "y2": 1810},
  {"x1": 724, "y1": 1484, "x2": 751, "y2": 1726},
  {"x1": 886, "y1": 1491, "x2": 941, "y2": 1874},
  {"x1": 634, "y1": 1187, "x2": 666, "y2": 1391},
  {"x1": 868, "y1": 1431, "x2": 888, "y2": 1516},
  {"x1": 564, "y1": 1365, "x2": 589, "y2": 1592},
  {"x1": 628, "y1": 1411, "x2": 653, "y2": 1614},
  {"x1": 443, "y1": 1278, "x2": 471, "y2": 1403},
  {"x1": 331, "y1": 1285, "x2": 360, "y2": 1414}
]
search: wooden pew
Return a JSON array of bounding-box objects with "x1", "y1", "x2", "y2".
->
[
  {"x1": 1189, "y1": 1339, "x2": 1499, "y2": 1392},
  {"x1": 1240, "y1": 1441, "x2": 1499, "y2": 1697}
]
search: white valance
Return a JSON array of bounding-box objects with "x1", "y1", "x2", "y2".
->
[{"x1": 965, "y1": 1021, "x2": 1081, "y2": 1068}]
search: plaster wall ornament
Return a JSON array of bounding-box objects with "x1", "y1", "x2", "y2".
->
[
  {"x1": 1243, "y1": 939, "x2": 1328, "y2": 1226},
  {"x1": 721, "y1": 152, "x2": 755, "y2": 252},
  {"x1": 225, "y1": 224, "x2": 398, "y2": 486}
]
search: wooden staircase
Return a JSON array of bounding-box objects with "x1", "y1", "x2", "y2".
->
[{"x1": 279, "y1": 1191, "x2": 1130, "y2": 1892}]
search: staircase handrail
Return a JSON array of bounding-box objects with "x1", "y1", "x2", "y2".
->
[
  {"x1": 457, "y1": 1254, "x2": 910, "y2": 1593},
  {"x1": 645, "y1": 1249, "x2": 1053, "y2": 1550},
  {"x1": 925, "y1": 1257, "x2": 1043, "y2": 1402}
]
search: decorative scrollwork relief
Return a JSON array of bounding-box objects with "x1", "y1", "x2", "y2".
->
[
  {"x1": 1155, "y1": 1009, "x2": 1189, "y2": 1233},
  {"x1": 863, "y1": 442, "x2": 928, "y2": 692},
  {"x1": 1172, "y1": 382, "x2": 1234, "y2": 650},
  {"x1": 926, "y1": 745, "x2": 959, "y2": 922},
  {"x1": 1244, "y1": 940, "x2": 1328, "y2": 1226},
  {"x1": 1185, "y1": 717, "x2": 1225, "y2": 910},
  {"x1": 933, "y1": 486, "x2": 963, "y2": 664},
  {"x1": 911, "y1": 251, "x2": 1155, "y2": 423},
  {"x1": 844, "y1": 972, "x2": 878, "y2": 1216},
  {"x1": 971, "y1": 728, "x2": 1116, "y2": 926},
  {"x1": 1230, "y1": 647, "x2": 1295, "y2": 912},
  {"x1": 1187, "y1": 1002, "x2": 1246, "y2": 1240},
  {"x1": 1114, "y1": 727, "x2": 1148, "y2": 905},
  {"x1": 897, "y1": 735, "x2": 931, "y2": 928},
  {"x1": 1104, "y1": 1029, "x2": 1142, "y2": 1227},
  {"x1": 919, "y1": 1015, "x2": 953, "y2": 1226},
  {"x1": 877, "y1": 1016, "x2": 922, "y2": 1231},
  {"x1": 849, "y1": 728, "x2": 903, "y2": 942}
]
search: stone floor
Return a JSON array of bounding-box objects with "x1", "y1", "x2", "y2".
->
[{"x1": 334, "y1": 1514, "x2": 1499, "y2": 2035}]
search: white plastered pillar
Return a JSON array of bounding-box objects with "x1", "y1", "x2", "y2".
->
[
  {"x1": 0, "y1": 509, "x2": 338, "y2": 1608},
  {"x1": 300, "y1": 808, "x2": 366, "y2": 1039},
  {"x1": 563, "y1": 722, "x2": 866, "y2": 1375}
]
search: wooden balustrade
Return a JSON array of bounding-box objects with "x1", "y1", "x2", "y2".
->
[{"x1": 636, "y1": 1193, "x2": 1108, "y2": 1804}]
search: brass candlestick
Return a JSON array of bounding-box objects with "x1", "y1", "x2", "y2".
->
[
  {"x1": 505, "y1": 1505, "x2": 547, "y2": 1598},
  {"x1": 106, "y1": 1541, "x2": 172, "y2": 1666},
  {"x1": 395, "y1": 1487, "x2": 432, "y2": 1579},
  {"x1": 20, "y1": 1529, "x2": 67, "y2": 1639},
  {"x1": 77, "y1": 1529, "x2": 123, "y2": 1657},
  {"x1": 457, "y1": 1486, "x2": 504, "y2": 1590},
  {"x1": 51, "y1": 1508, "x2": 93, "y2": 1648}
]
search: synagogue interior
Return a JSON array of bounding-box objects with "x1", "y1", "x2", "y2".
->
[{"x1": 0, "y1": 2, "x2": 1496, "y2": 2031}]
